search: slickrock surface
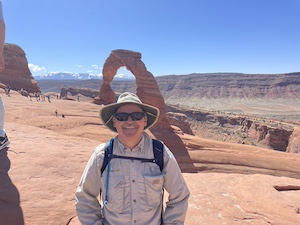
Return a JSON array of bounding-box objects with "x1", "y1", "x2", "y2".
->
[{"x1": 0, "y1": 90, "x2": 299, "y2": 225}]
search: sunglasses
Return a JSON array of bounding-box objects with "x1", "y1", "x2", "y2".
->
[{"x1": 114, "y1": 112, "x2": 146, "y2": 122}]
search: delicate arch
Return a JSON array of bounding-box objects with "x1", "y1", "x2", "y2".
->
[{"x1": 95, "y1": 49, "x2": 170, "y2": 130}]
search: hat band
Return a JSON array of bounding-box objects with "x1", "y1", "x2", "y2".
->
[
  {"x1": 105, "y1": 115, "x2": 114, "y2": 125},
  {"x1": 146, "y1": 112, "x2": 157, "y2": 117}
]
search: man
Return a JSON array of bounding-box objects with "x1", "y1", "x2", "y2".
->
[
  {"x1": 0, "y1": 0, "x2": 9, "y2": 151},
  {"x1": 75, "y1": 92, "x2": 190, "y2": 225}
]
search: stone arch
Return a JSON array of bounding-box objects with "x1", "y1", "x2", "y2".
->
[{"x1": 95, "y1": 49, "x2": 171, "y2": 130}]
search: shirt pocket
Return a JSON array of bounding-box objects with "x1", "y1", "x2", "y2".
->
[
  {"x1": 143, "y1": 173, "x2": 165, "y2": 208},
  {"x1": 101, "y1": 174, "x2": 125, "y2": 213}
]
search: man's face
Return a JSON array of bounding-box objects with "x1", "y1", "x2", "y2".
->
[{"x1": 113, "y1": 104, "x2": 147, "y2": 142}]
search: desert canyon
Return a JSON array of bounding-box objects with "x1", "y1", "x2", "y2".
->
[{"x1": 0, "y1": 45, "x2": 300, "y2": 225}]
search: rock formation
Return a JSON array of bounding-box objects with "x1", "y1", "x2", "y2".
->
[
  {"x1": 156, "y1": 72, "x2": 300, "y2": 99},
  {"x1": 286, "y1": 127, "x2": 300, "y2": 153},
  {"x1": 2, "y1": 91, "x2": 300, "y2": 225},
  {"x1": 0, "y1": 43, "x2": 40, "y2": 94},
  {"x1": 36, "y1": 71, "x2": 300, "y2": 106},
  {"x1": 167, "y1": 112, "x2": 194, "y2": 135},
  {"x1": 242, "y1": 122, "x2": 292, "y2": 151},
  {"x1": 94, "y1": 49, "x2": 171, "y2": 130},
  {"x1": 167, "y1": 105, "x2": 294, "y2": 151},
  {"x1": 60, "y1": 87, "x2": 98, "y2": 99},
  {"x1": 38, "y1": 72, "x2": 300, "y2": 99}
]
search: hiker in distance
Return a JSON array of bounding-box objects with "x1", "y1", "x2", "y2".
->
[{"x1": 75, "y1": 92, "x2": 190, "y2": 225}]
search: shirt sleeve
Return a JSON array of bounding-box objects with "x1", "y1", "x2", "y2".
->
[
  {"x1": 75, "y1": 144, "x2": 104, "y2": 225},
  {"x1": 162, "y1": 145, "x2": 190, "y2": 225}
]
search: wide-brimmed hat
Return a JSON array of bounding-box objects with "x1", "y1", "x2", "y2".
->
[{"x1": 99, "y1": 92, "x2": 160, "y2": 133}]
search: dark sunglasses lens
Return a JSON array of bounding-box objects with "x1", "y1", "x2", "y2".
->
[
  {"x1": 114, "y1": 113, "x2": 129, "y2": 121},
  {"x1": 131, "y1": 112, "x2": 145, "y2": 121},
  {"x1": 114, "y1": 112, "x2": 145, "y2": 121}
]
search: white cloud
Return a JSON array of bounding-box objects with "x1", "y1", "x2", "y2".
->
[
  {"x1": 92, "y1": 64, "x2": 98, "y2": 69},
  {"x1": 75, "y1": 64, "x2": 83, "y2": 68},
  {"x1": 28, "y1": 63, "x2": 46, "y2": 72},
  {"x1": 117, "y1": 72, "x2": 125, "y2": 78}
]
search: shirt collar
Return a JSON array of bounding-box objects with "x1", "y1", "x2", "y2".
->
[{"x1": 115, "y1": 133, "x2": 146, "y2": 153}]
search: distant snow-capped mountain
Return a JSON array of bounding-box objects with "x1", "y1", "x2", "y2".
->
[
  {"x1": 34, "y1": 72, "x2": 135, "y2": 80},
  {"x1": 34, "y1": 72, "x2": 100, "y2": 80}
]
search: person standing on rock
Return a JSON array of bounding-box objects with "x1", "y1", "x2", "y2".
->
[
  {"x1": 0, "y1": 0, "x2": 10, "y2": 151},
  {"x1": 75, "y1": 92, "x2": 190, "y2": 225}
]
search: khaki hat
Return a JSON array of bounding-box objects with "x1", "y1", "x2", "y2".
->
[{"x1": 99, "y1": 92, "x2": 160, "y2": 133}]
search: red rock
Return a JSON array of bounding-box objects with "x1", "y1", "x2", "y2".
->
[
  {"x1": 286, "y1": 127, "x2": 300, "y2": 153},
  {"x1": 1, "y1": 90, "x2": 300, "y2": 225},
  {"x1": 95, "y1": 49, "x2": 171, "y2": 131},
  {"x1": 0, "y1": 44, "x2": 40, "y2": 94}
]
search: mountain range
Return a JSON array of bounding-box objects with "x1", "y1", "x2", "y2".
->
[{"x1": 34, "y1": 71, "x2": 135, "y2": 80}]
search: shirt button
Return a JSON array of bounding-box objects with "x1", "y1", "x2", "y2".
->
[
  {"x1": 133, "y1": 199, "x2": 136, "y2": 203},
  {"x1": 134, "y1": 220, "x2": 137, "y2": 223},
  {"x1": 132, "y1": 179, "x2": 135, "y2": 183}
]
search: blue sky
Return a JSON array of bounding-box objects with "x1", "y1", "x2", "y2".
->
[{"x1": 3, "y1": 0, "x2": 300, "y2": 77}]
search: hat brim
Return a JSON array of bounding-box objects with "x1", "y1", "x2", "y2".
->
[{"x1": 100, "y1": 102, "x2": 160, "y2": 133}]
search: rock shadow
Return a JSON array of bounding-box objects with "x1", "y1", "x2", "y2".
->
[
  {"x1": 150, "y1": 129, "x2": 198, "y2": 173},
  {"x1": 0, "y1": 147, "x2": 25, "y2": 225}
]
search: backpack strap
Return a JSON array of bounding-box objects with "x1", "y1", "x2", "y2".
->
[
  {"x1": 100, "y1": 138, "x2": 164, "y2": 175},
  {"x1": 101, "y1": 138, "x2": 114, "y2": 176},
  {"x1": 152, "y1": 139, "x2": 164, "y2": 225},
  {"x1": 102, "y1": 138, "x2": 114, "y2": 205},
  {"x1": 152, "y1": 139, "x2": 164, "y2": 171},
  {"x1": 112, "y1": 155, "x2": 158, "y2": 163},
  {"x1": 100, "y1": 138, "x2": 165, "y2": 221}
]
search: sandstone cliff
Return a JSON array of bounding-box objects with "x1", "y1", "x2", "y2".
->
[
  {"x1": 286, "y1": 127, "x2": 300, "y2": 153},
  {"x1": 156, "y1": 72, "x2": 300, "y2": 98},
  {"x1": 166, "y1": 105, "x2": 294, "y2": 152},
  {"x1": 0, "y1": 43, "x2": 40, "y2": 94},
  {"x1": 37, "y1": 72, "x2": 300, "y2": 100}
]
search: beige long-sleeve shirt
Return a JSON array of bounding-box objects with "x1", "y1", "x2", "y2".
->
[{"x1": 75, "y1": 132, "x2": 190, "y2": 225}]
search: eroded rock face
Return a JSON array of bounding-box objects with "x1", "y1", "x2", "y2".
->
[
  {"x1": 156, "y1": 72, "x2": 300, "y2": 99},
  {"x1": 286, "y1": 127, "x2": 300, "y2": 153},
  {"x1": 167, "y1": 105, "x2": 294, "y2": 151},
  {"x1": 60, "y1": 87, "x2": 98, "y2": 99},
  {"x1": 95, "y1": 49, "x2": 171, "y2": 130},
  {"x1": 246, "y1": 123, "x2": 292, "y2": 151},
  {"x1": 0, "y1": 43, "x2": 40, "y2": 94},
  {"x1": 167, "y1": 112, "x2": 194, "y2": 135}
]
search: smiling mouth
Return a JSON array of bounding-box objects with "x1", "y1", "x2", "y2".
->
[{"x1": 123, "y1": 126, "x2": 137, "y2": 130}]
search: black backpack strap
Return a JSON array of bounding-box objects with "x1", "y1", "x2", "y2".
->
[
  {"x1": 152, "y1": 139, "x2": 165, "y2": 224},
  {"x1": 152, "y1": 139, "x2": 164, "y2": 171},
  {"x1": 112, "y1": 154, "x2": 157, "y2": 163},
  {"x1": 101, "y1": 138, "x2": 164, "y2": 175},
  {"x1": 101, "y1": 138, "x2": 114, "y2": 176}
]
